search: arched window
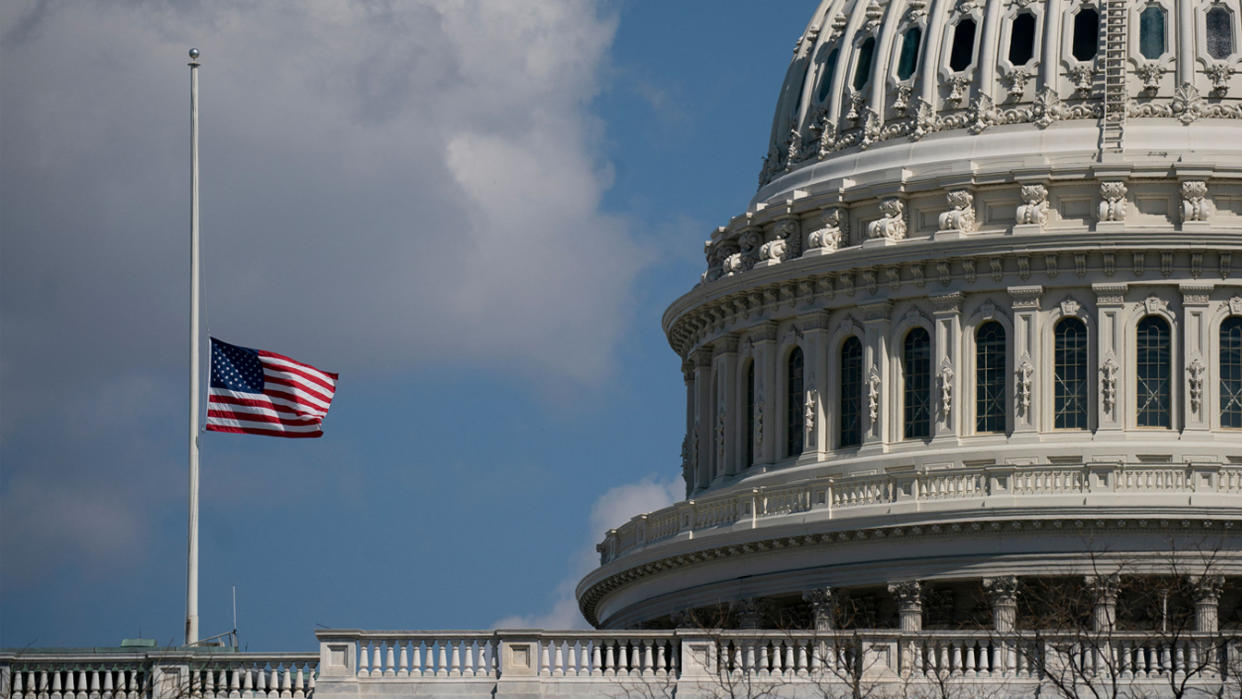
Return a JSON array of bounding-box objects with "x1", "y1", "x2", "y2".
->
[
  {"x1": 1008, "y1": 12, "x2": 1037, "y2": 65},
  {"x1": 1136, "y1": 316, "x2": 1172, "y2": 428},
  {"x1": 817, "y1": 47, "x2": 840, "y2": 102},
  {"x1": 976, "y1": 322, "x2": 1006, "y2": 433},
  {"x1": 1072, "y1": 9, "x2": 1100, "y2": 61},
  {"x1": 897, "y1": 26, "x2": 922, "y2": 80},
  {"x1": 744, "y1": 360, "x2": 756, "y2": 466},
  {"x1": 1222, "y1": 317, "x2": 1242, "y2": 428},
  {"x1": 950, "y1": 18, "x2": 977, "y2": 72},
  {"x1": 904, "y1": 328, "x2": 932, "y2": 439},
  {"x1": 1207, "y1": 6, "x2": 1235, "y2": 59},
  {"x1": 1054, "y1": 318, "x2": 1089, "y2": 429},
  {"x1": 853, "y1": 37, "x2": 877, "y2": 90},
  {"x1": 786, "y1": 347, "x2": 805, "y2": 457},
  {"x1": 1139, "y1": 4, "x2": 1167, "y2": 59},
  {"x1": 840, "y1": 337, "x2": 864, "y2": 447}
]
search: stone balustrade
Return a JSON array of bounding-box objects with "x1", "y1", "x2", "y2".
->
[
  {"x1": 0, "y1": 651, "x2": 318, "y2": 699},
  {"x1": 598, "y1": 462, "x2": 1241, "y2": 565},
  {"x1": 7, "y1": 631, "x2": 1242, "y2": 698}
]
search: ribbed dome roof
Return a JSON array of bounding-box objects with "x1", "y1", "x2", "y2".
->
[{"x1": 759, "y1": 0, "x2": 1242, "y2": 195}]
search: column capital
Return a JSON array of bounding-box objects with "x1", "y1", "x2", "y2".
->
[
  {"x1": 1180, "y1": 282, "x2": 1214, "y2": 306},
  {"x1": 682, "y1": 360, "x2": 694, "y2": 383},
  {"x1": 1193, "y1": 574, "x2": 1225, "y2": 602},
  {"x1": 982, "y1": 575, "x2": 1020, "y2": 604},
  {"x1": 1092, "y1": 282, "x2": 1128, "y2": 306},
  {"x1": 929, "y1": 291, "x2": 964, "y2": 315},
  {"x1": 749, "y1": 321, "x2": 778, "y2": 344},
  {"x1": 692, "y1": 347, "x2": 714, "y2": 368},
  {"x1": 802, "y1": 588, "x2": 835, "y2": 631},
  {"x1": 715, "y1": 334, "x2": 740, "y2": 355},
  {"x1": 887, "y1": 580, "x2": 923, "y2": 611},
  {"x1": 1007, "y1": 285, "x2": 1044, "y2": 309}
]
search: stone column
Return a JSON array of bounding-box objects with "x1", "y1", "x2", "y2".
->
[
  {"x1": 1009, "y1": 286, "x2": 1043, "y2": 435},
  {"x1": 983, "y1": 576, "x2": 1020, "y2": 632},
  {"x1": 803, "y1": 588, "x2": 835, "y2": 632},
  {"x1": 888, "y1": 581, "x2": 923, "y2": 632},
  {"x1": 1086, "y1": 575, "x2": 1120, "y2": 632},
  {"x1": 860, "y1": 301, "x2": 892, "y2": 450},
  {"x1": 714, "y1": 335, "x2": 740, "y2": 479},
  {"x1": 1194, "y1": 575, "x2": 1225, "y2": 633},
  {"x1": 1093, "y1": 283, "x2": 1128, "y2": 433},
  {"x1": 802, "y1": 311, "x2": 831, "y2": 457},
  {"x1": 931, "y1": 292, "x2": 963, "y2": 440},
  {"x1": 1182, "y1": 284, "x2": 1214, "y2": 432},
  {"x1": 751, "y1": 322, "x2": 779, "y2": 466},
  {"x1": 692, "y1": 347, "x2": 714, "y2": 493}
]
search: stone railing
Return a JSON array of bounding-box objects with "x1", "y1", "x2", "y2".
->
[
  {"x1": 0, "y1": 650, "x2": 318, "y2": 699},
  {"x1": 303, "y1": 629, "x2": 1242, "y2": 698},
  {"x1": 598, "y1": 462, "x2": 1241, "y2": 564}
]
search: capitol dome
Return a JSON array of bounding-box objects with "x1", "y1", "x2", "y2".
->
[{"x1": 578, "y1": 0, "x2": 1242, "y2": 635}]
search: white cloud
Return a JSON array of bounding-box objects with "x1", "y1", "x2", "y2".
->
[{"x1": 492, "y1": 475, "x2": 683, "y2": 629}]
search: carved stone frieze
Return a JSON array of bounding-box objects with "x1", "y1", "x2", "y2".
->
[
  {"x1": 1188, "y1": 358, "x2": 1206, "y2": 414},
  {"x1": 938, "y1": 358, "x2": 954, "y2": 420},
  {"x1": 1017, "y1": 357, "x2": 1034, "y2": 418},
  {"x1": 867, "y1": 368, "x2": 882, "y2": 424},
  {"x1": 1101, "y1": 356, "x2": 1119, "y2": 416}
]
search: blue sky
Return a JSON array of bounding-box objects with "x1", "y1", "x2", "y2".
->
[{"x1": 0, "y1": 1, "x2": 817, "y2": 650}]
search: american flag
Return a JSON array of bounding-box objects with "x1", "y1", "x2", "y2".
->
[{"x1": 206, "y1": 338, "x2": 338, "y2": 438}]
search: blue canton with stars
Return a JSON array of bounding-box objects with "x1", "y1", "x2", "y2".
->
[{"x1": 211, "y1": 338, "x2": 265, "y2": 392}]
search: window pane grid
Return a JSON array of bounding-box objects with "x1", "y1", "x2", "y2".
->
[
  {"x1": 975, "y1": 323, "x2": 1007, "y2": 433},
  {"x1": 1222, "y1": 318, "x2": 1242, "y2": 428},
  {"x1": 1136, "y1": 316, "x2": 1171, "y2": 428},
  {"x1": 840, "y1": 337, "x2": 863, "y2": 447},
  {"x1": 786, "y1": 348, "x2": 805, "y2": 457},
  {"x1": 1054, "y1": 319, "x2": 1089, "y2": 429},
  {"x1": 904, "y1": 329, "x2": 932, "y2": 439}
]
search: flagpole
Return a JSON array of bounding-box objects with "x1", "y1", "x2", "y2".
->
[{"x1": 186, "y1": 46, "x2": 202, "y2": 647}]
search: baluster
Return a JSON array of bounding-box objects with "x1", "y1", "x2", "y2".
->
[
  {"x1": 641, "y1": 639, "x2": 653, "y2": 677},
  {"x1": 411, "y1": 642, "x2": 423, "y2": 677},
  {"x1": 266, "y1": 666, "x2": 278, "y2": 698},
  {"x1": 55, "y1": 669, "x2": 67, "y2": 699},
  {"x1": 103, "y1": 669, "x2": 115, "y2": 699},
  {"x1": 84, "y1": 670, "x2": 95, "y2": 699},
  {"x1": 383, "y1": 640, "x2": 395, "y2": 677},
  {"x1": 746, "y1": 639, "x2": 758, "y2": 674},
  {"x1": 591, "y1": 643, "x2": 603, "y2": 677},
  {"x1": 935, "y1": 642, "x2": 948, "y2": 677},
  {"x1": 356, "y1": 642, "x2": 369, "y2": 677},
  {"x1": 305, "y1": 669, "x2": 315, "y2": 695},
  {"x1": 204, "y1": 669, "x2": 215, "y2": 699},
  {"x1": 1175, "y1": 642, "x2": 1186, "y2": 677},
  {"x1": 241, "y1": 667, "x2": 253, "y2": 697},
  {"x1": 549, "y1": 639, "x2": 562, "y2": 677},
  {"x1": 618, "y1": 640, "x2": 630, "y2": 677},
  {"x1": 656, "y1": 641, "x2": 667, "y2": 675},
  {"x1": 280, "y1": 664, "x2": 292, "y2": 698},
  {"x1": 395, "y1": 641, "x2": 408, "y2": 677},
  {"x1": 797, "y1": 641, "x2": 808, "y2": 677},
  {"x1": 1189, "y1": 642, "x2": 1199, "y2": 677},
  {"x1": 964, "y1": 642, "x2": 977, "y2": 677},
  {"x1": 730, "y1": 642, "x2": 742, "y2": 674},
  {"x1": 371, "y1": 642, "x2": 383, "y2": 678},
  {"x1": 1135, "y1": 645, "x2": 1148, "y2": 678},
  {"x1": 783, "y1": 641, "x2": 795, "y2": 678},
  {"x1": 1160, "y1": 643, "x2": 1172, "y2": 676},
  {"x1": 604, "y1": 641, "x2": 616, "y2": 677},
  {"x1": 577, "y1": 641, "x2": 590, "y2": 677},
  {"x1": 537, "y1": 640, "x2": 550, "y2": 677},
  {"x1": 293, "y1": 666, "x2": 305, "y2": 699},
  {"x1": 448, "y1": 639, "x2": 461, "y2": 677}
]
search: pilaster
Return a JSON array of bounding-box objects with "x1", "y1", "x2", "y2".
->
[
  {"x1": 931, "y1": 292, "x2": 962, "y2": 441},
  {"x1": 751, "y1": 322, "x2": 779, "y2": 466},
  {"x1": 1093, "y1": 283, "x2": 1128, "y2": 432},
  {"x1": 802, "y1": 311, "x2": 831, "y2": 457},
  {"x1": 714, "y1": 335, "x2": 740, "y2": 479},
  {"x1": 1182, "y1": 283, "x2": 1214, "y2": 432},
  {"x1": 860, "y1": 301, "x2": 892, "y2": 450},
  {"x1": 692, "y1": 347, "x2": 714, "y2": 493},
  {"x1": 1009, "y1": 286, "x2": 1043, "y2": 434}
]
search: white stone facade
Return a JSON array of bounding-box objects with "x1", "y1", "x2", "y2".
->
[{"x1": 578, "y1": 0, "x2": 1242, "y2": 644}]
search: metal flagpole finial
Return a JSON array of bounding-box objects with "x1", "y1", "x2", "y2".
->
[{"x1": 188, "y1": 47, "x2": 200, "y2": 65}]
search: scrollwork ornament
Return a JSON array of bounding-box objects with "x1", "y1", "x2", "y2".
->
[
  {"x1": 1016, "y1": 184, "x2": 1049, "y2": 226},
  {"x1": 867, "y1": 198, "x2": 907, "y2": 242},
  {"x1": 1068, "y1": 65, "x2": 1095, "y2": 94},
  {"x1": 807, "y1": 207, "x2": 846, "y2": 252},
  {"x1": 867, "y1": 368, "x2": 882, "y2": 424},
  {"x1": 1017, "y1": 358, "x2": 1034, "y2": 418},
  {"x1": 1060, "y1": 297, "x2": 1081, "y2": 317},
  {"x1": 1188, "y1": 358, "x2": 1206, "y2": 413},
  {"x1": 1032, "y1": 89, "x2": 1066, "y2": 129},
  {"x1": 1098, "y1": 182, "x2": 1128, "y2": 222},
  {"x1": 1206, "y1": 63, "x2": 1231, "y2": 97},
  {"x1": 1101, "y1": 356, "x2": 1119, "y2": 416},
  {"x1": 1182, "y1": 181, "x2": 1212, "y2": 222},
  {"x1": 1000, "y1": 68, "x2": 1032, "y2": 100},
  {"x1": 1135, "y1": 62, "x2": 1162, "y2": 92},
  {"x1": 938, "y1": 190, "x2": 977, "y2": 232},
  {"x1": 939, "y1": 358, "x2": 954, "y2": 420},
  {"x1": 1144, "y1": 295, "x2": 1168, "y2": 315},
  {"x1": 947, "y1": 74, "x2": 973, "y2": 105},
  {"x1": 966, "y1": 93, "x2": 996, "y2": 134},
  {"x1": 1172, "y1": 83, "x2": 1204, "y2": 125}
]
